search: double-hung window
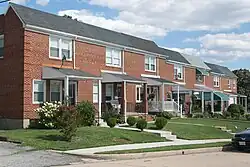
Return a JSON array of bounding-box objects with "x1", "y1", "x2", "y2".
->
[
  {"x1": 233, "y1": 80, "x2": 236, "y2": 89},
  {"x1": 50, "y1": 80, "x2": 62, "y2": 102},
  {"x1": 0, "y1": 35, "x2": 4, "y2": 58},
  {"x1": 145, "y1": 55, "x2": 156, "y2": 72},
  {"x1": 105, "y1": 84, "x2": 113, "y2": 101},
  {"x1": 106, "y1": 48, "x2": 121, "y2": 67},
  {"x1": 93, "y1": 82, "x2": 99, "y2": 103},
  {"x1": 136, "y1": 85, "x2": 143, "y2": 103},
  {"x1": 174, "y1": 65, "x2": 183, "y2": 80},
  {"x1": 213, "y1": 76, "x2": 220, "y2": 87},
  {"x1": 50, "y1": 36, "x2": 72, "y2": 60},
  {"x1": 33, "y1": 80, "x2": 46, "y2": 104},
  {"x1": 228, "y1": 79, "x2": 231, "y2": 88}
]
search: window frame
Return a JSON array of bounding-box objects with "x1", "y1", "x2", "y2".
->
[
  {"x1": 105, "y1": 84, "x2": 114, "y2": 102},
  {"x1": 105, "y1": 47, "x2": 122, "y2": 68},
  {"x1": 228, "y1": 79, "x2": 231, "y2": 88},
  {"x1": 93, "y1": 82, "x2": 99, "y2": 103},
  {"x1": 145, "y1": 55, "x2": 156, "y2": 72},
  {"x1": 174, "y1": 64, "x2": 183, "y2": 80},
  {"x1": 49, "y1": 36, "x2": 73, "y2": 61},
  {"x1": 50, "y1": 80, "x2": 62, "y2": 102},
  {"x1": 33, "y1": 79, "x2": 46, "y2": 104},
  {"x1": 233, "y1": 80, "x2": 236, "y2": 89},
  {"x1": 0, "y1": 35, "x2": 4, "y2": 59},
  {"x1": 213, "y1": 76, "x2": 220, "y2": 87},
  {"x1": 136, "y1": 85, "x2": 143, "y2": 103}
]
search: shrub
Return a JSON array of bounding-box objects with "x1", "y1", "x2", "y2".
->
[
  {"x1": 156, "y1": 111, "x2": 173, "y2": 120},
  {"x1": 102, "y1": 109, "x2": 119, "y2": 122},
  {"x1": 107, "y1": 118, "x2": 117, "y2": 128},
  {"x1": 238, "y1": 104, "x2": 245, "y2": 116},
  {"x1": 192, "y1": 113, "x2": 204, "y2": 118},
  {"x1": 35, "y1": 101, "x2": 61, "y2": 129},
  {"x1": 203, "y1": 110, "x2": 213, "y2": 118},
  {"x1": 76, "y1": 101, "x2": 96, "y2": 127},
  {"x1": 117, "y1": 114, "x2": 125, "y2": 124},
  {"x1": 213, "y1": 113, "x2": 225, "y2": 119},
  {"x1": 136, "y1": 119, "x2": 147, "y2": 131},
  {"x1": 245, "y1": 114, "x2": 250, "y2": 121},
  {"x1": 227, "y1": 104, "x2": 240, "y2": 120},
  {"x1": 127, "y1": 116, "x2": 137, "y2": 127},
  {"x1": 56, "y1": 105, "x2": 78, "y2": 141},
  {"x1": 155, "y1": 117, "x2": 168, "y2": 130}
]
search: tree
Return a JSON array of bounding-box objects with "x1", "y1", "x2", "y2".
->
[{"x1": 233, "y1": 69, "x2": 250, "y2": 111}]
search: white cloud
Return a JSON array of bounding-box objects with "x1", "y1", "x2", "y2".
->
[
  {"x1": 10, "y1": 0, "x2": 29, "y2": 4},
  {"x1": 36, "y1": 0, "x2": 49, "y2": 6},
  {"x1": 170, "y1": 32, "x2": 250, "y2": 63},
  {"x1": 85, "y1": 0, "x2": 250, "y2": 32},
  {"x1": 58, "y1": 9, "x2": 167, "y2": 39}
]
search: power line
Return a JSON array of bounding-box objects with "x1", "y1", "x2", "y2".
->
[{"x1": 0, "y1": 0, "x2": 10, "y2": 4}]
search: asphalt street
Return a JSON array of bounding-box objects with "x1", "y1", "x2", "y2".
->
[{"x1": 0, "y1": 142, "x2": 83, "y2": 167}]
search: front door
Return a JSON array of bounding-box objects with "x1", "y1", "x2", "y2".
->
[{"x1": 69, "y1": 82, "x2": 77, "y2": 105}]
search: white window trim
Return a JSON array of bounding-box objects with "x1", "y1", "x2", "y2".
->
[
  {"x1": 32, "y1": 79, "x2": 46, "y2": 104},
  {"x1": 145, "y1": 55, "x2": 156, "y2": 72},
  {"x1": 105, "y1": 47, "x2": 122, "y2": 68},
  {"x1": 93, "y1": 82, "x2": 99, "y2": 103},
  {"x1": 174, "y1": 64, "x2": 183, "y2": 80},
  {"x1": 233, "y1": 80, "x2": 236, "y2": 89},
  {"x1": 213, "y1": 76, "x2": 220, "y2": 88},
  {"x1": 136, "y1": 85, "x2": 142, "y2": 103},
  {"x1": 0, "y1": 35, "x2": 4, "y2": 59},
  {"x1": 49, "y1": 35, "x2": 73, "y2": 61},
  {"x1": 105, "y1": 84, "x2": 114, "y2": 102},
  {"x1": 50, "y1": 80, "x2": 63, "y2": 102}
]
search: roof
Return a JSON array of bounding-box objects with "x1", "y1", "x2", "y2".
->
[
  {"x1": 158, "y1": 47, "x2": 190, "y2": 64},
  {"x1": 142, "y1": 77, "x2": 177, "y2": 86},
  {"x1": 181, "y1": 53, "x2": 210, "y2": 70},
  {"x1": 42, "y1": 67, "x2": 101, "y2": 80},
  {"x1": 9, "y1": 3, "x2": 162, "y2": 55},
  {"x1": 205, "y1": 62, "x2": 237, "y2": 78},
  {"x1": 101, "y1": 72, "x2": 145, "y2": 84}
]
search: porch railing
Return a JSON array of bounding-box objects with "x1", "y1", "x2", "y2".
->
[{"x1": 148, "y1": 101, "x2": 182, "y2": 116}]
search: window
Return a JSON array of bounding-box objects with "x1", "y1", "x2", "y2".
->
[
  {"x1": 233, "y1": 80, "x2": 236, "y2": 89},
  {"x1": 213, "y1": 76, "x2": 220, "y2": 87},
  {"x1": 106, "y1": 48, "x2": 121, "y2": 67},
  {"x1": 50, "y1": 81, "x2": 62, "y2": 102},
  {"x1": 93, "y1": 82, "x2": 99, "y2": 103},
  {"x1": 105, "y1": 84, "x2": 113, "y2": 101},
  {"x1": 145, "y1": 56, "x2": 156, "y2": 72},
  {"x1": 174, "y1": 65, "x2": 183, "y2": 80},
  {"x1": 49, "y1": 36, "x2": 72, "y2": 60},
  {"x1": 136, "y1": 85, "x2": 144, "y2": 103},
  {"x1": 33, "y1": 80, "x2": 45, "y2": 104},
  {"x1": 228, "y1": 79, "x2": 231, "y2": 88}
]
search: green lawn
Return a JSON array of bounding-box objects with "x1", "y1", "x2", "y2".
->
[
  {"x1": 0, "y1": 127, "x2": 166, "y2": 151},
  {"x1": 170, "y1": 118, "x2": 250, "y2": 133},
  {"x1": 97, "y1": 142, "x2": 230, "y2": 154}
]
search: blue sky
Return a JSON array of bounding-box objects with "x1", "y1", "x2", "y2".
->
[{"x1": 1, "y1": 0, "x2": 250, "y2": 69}]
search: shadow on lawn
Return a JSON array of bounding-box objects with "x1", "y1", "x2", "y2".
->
[{"x1": 36, "y1": 135, "x2": 67, "y2": 141}]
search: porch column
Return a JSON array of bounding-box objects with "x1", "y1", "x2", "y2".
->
[
  {"x1": 64, "y1": 76, "x2": 69, "y2": 105},
  {"x1": 122, "y1": 81, "x2": 127, "y2": 123},
  {"x1": 161, "y1": 83, "x2": 165, "y2": 112},
  {"x1": 211, "y1": 92, "x2": 214, "y2": 113},
  {"x1": 221, "y1": 100, "x2": 224, "y2": 113},
  {"x1": 201, "y1": 91, "x2": 204, "y2": 113},
  {"x1": 177, "y1": 85, "x2": 180, "y2": 112},
  {"x1": 143, "y1": 83, "x2": 148, "y2": 115},
  {"x1": 245, "y1": 97, "x2": 248, "y2": 113},
  {"x1": 98, "y1": 79, "x2": 102, "y2": 121}
]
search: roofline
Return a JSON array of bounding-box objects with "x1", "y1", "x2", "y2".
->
[
  {"x1": 7, "y1": 4, "x2": 25, "y2": 27},
  {"x1": 24, "y1": 24, "x2": 168, "y2": 59},
  {"x1": 165, "y1": 60, "x2": 193, "y2": 68}
]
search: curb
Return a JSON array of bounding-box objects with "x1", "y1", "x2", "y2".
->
[{"x1": 61, "y1": 146, "x2": 232, "y2": 161}]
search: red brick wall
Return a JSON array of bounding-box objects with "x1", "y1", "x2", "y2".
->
[
  {"x1": 185, "y1": 67, "x2": 196, "y2": 89},
  {"x1": 205, "y1": 75, "x2": 213, "y2": 88},
  {"x1": 0, "y1": 14, "x2": 4, "y2": 34},
  {"x1": 159, "y1": 59, "x2": 174, "y2": 81},
  {"x1": 0, "y1": 8, "x2": 24, "y2": 119}
]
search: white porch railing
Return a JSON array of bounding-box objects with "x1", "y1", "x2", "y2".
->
[{"x1": 148, "y1": 101, "x2": 183, "y2": 117}]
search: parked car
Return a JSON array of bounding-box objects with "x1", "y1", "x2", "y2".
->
[{"x1": 232, "y1": 128, "x2": 250, "y2": 151}]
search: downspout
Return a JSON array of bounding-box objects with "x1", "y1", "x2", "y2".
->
[
  {"x1": 122, "y1": 49, "x2": 125, "y2": 74},
  {"x1": 73, "y1": 37, "x2": 77, "y2": 69}
]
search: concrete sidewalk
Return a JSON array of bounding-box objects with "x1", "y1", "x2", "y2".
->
[{"x1": 63, "y1": 139, "x2": 231, "y2": 155}]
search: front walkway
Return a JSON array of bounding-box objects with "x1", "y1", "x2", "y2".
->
[{"x1": 63, "y1": 139, "x2": 231, "y2": 155}]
